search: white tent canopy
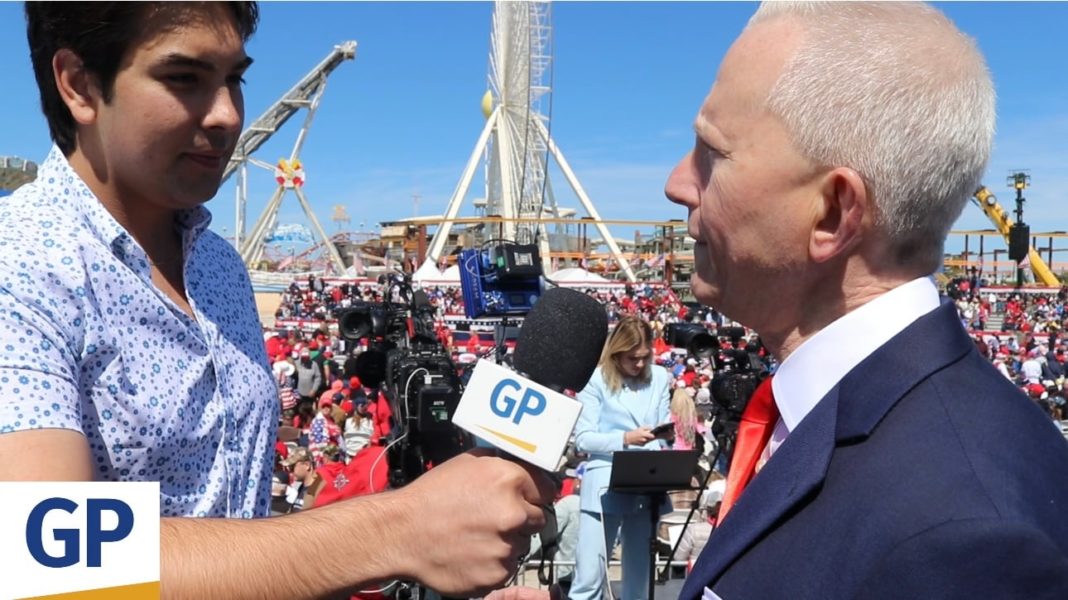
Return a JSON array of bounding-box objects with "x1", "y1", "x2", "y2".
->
[
  {"x1": 440, "y1": 264, "x2": 461, "y2": 282},
  {"x1": 548, "y1": 267, "x2": 609, "y2": 283},
  {"x1": 412, "y1": 260, "x2": 443, "y2": 282}
]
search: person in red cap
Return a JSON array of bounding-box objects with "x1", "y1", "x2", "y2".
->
[{"x1": 319, "y1": 380, "x2": 345, "y2": 407}]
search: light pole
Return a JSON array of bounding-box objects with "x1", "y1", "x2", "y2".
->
[{"x1": 1007, "y1": 171, "x2": 1031, "y2": 288}]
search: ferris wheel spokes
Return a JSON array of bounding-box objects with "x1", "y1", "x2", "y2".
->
[{"x1": 428, "y1": 0, "x2": 636, "y2": 281}]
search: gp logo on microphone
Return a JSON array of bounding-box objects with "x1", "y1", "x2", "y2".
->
[
  {"x1": 453, "y1": 360, "x2": 582, "y2": 471},
  {"x1": 0, "y1": 482, "x2": 160, "y2": 597},
  {"x1": 490, "y1": 378, "x2": 546, "y2": 424}
]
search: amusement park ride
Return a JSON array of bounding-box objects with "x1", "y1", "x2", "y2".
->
[
  {"x1": 5, "y1": 1, "x2": 1036, "y2": 287},
  {"x1": 425, "y1": 0, "x2": 637, "y2": 281},
  {"x1": 222, "y1": 1, "x2": 635, "y2": 282},
  {"x1": 222, "y1": 40, "x2": 357, "y2": 274}
]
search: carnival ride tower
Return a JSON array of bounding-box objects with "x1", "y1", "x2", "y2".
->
[
  {"x1": 426, "y1": 0, "x2": 636, "y2": 281},
  {"x1": 223, "y1": 41, "x2": 357, "y2": 274}
]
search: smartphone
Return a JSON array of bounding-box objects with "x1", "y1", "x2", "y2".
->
[{"x1": 651, "y1": 422, "x2": 674, "y2": 438}]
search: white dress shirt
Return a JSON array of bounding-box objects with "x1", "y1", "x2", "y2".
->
[{"x1": 765, "y1": 277, "x2": 941, "y2": 458}]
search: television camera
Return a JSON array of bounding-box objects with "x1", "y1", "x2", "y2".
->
[
  {"x1": 707, "y1": 327, "x2": 768, "y2": 452},
  {"x1": 457, "y1": 241, "x2": 543, "y2": 319},
  {"x1": 665, "y1": 323, "x2": 769, "y2": 460},
  {"x1": 336, "y1": 273, "x2": 471, "y2": 488},
  {"x1": 336, "y1": 239, "x2": 546, "y2": 488},
  {"x1": 657, "y1": 321, "x2": 772, "y2": 585}
]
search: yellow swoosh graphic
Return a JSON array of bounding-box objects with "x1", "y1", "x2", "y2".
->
[
  {"x1": 22, "y1": 581, "x2": 159, "y2": 599},
  {"x1": 479, "y1": 426, "x2": 538, "y2": 453}
]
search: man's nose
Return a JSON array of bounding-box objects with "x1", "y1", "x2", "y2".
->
[
  {"x1": 665, "y1": 151, "x2": 698, "y2": 208},
  {"x1": 204, "y1": 85, "x2": 243, "y2": 134}
]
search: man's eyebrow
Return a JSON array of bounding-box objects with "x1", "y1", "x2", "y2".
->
[
  {"x1": 694, "y1": 116, "x2": 728, "y2": 147},
  {"x1": 154, "y1": 53, "x2": 254, "y2": 72}
]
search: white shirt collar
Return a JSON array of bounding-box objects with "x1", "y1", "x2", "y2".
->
[{"x1": 771, "y1": 276, "x2": 941, "y2": 432}]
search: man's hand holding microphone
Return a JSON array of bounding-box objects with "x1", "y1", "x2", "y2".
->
[
  {"x1": 389, "y1": 449, "x2": 556, "y2": 597},
  {"x1": 434, "y1": 287, "x2": 609, "y2": 597}
]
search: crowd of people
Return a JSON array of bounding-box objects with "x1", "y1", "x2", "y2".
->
[
  {"x1": 944, "y1": 278, "x2": 1068, "y2": 421},
  {"x1": 273, "y1": 275, "x2": 709, "y2": 325},
  {"x1": 269, "y1": 276, "x2": 1068, "y2": 434},
  {"x1": 7, "y1": 1, "x2": 1068, "y2": 597},
  {"x1": 263, "y1": 273, "x2": 1068, "y2": 593}
]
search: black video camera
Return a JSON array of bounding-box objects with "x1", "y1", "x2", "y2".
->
[
  {"x1": 335, "y1": 273, "x2": 472, "y2": 488},
  {"x1": 665, "y1": 322, "x2": 717, "y2": 359},
  {"x1": 704, "y1": 326, "x2": 770, "y2": 460}
]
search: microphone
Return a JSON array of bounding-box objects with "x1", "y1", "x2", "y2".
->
[
  {"x1": 512, "y1": 287, "x2": 609, "y2": 393},
  {"x1": 451, "y1": 287, "x2": 608, "y2": 471}
]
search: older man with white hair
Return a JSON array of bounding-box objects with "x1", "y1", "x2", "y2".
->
[
  {"x1": 486, "y1": 3, "x2": 1068, "y2": 599},
  {"x1": 663, "y1": 2, "x2": 1068, "y2": 598}
]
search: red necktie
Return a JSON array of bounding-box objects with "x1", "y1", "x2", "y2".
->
[{"x1": 717, "y1": 376, "x2": 779, "y2": 522}]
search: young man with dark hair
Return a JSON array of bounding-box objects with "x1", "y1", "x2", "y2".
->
[
  {"x1": 25, "y1": 2, "x2": 259, "y2": 156},
  {"x1": 1, "y1": 3, "x2": 553, "y2": 598}
]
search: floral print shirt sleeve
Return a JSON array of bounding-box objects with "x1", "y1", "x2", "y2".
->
[{"x1": 0, "y1": 146, "x2": 278, "y2": 518}]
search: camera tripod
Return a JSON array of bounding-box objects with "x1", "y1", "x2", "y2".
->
[{"x1": 655, "y1": 427, "x2": 735, "y2": 584}]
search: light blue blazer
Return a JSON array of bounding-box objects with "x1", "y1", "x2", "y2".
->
[{"x1": 574, "y1": 364, "x2": 672, "y2": 514}]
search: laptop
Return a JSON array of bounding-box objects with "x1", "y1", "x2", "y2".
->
[{"x1": 608, "y1": 449, "x2": 701, "y2": 495}]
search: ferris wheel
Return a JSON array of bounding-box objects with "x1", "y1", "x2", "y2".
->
[
  {"x1": 427, "y1": 0, "x2": 636, "y2": 281},
  {"x1": 485, "y1": 0, "x2": 553, "y2": 248}
]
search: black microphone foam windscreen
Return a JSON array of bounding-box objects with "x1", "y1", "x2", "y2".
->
[{"x1": 513, "y1": 287, "x2": 608, "y2": 392}]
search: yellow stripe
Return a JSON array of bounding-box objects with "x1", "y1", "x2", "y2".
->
[
  {"x1": 22, "y1": 581, "x2": 159, "y2": 599},
  {"x1": 479, "y1": 426, "x2": 538, "y2": 453}
]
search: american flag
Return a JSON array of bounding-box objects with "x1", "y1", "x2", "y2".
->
[{"x1": 309, "y1": 414, "x2": 340, "y2": 467}]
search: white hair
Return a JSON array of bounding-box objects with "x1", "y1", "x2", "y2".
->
[{"x1": 750, "y1": 1, "x2": 996, "y2": 272}]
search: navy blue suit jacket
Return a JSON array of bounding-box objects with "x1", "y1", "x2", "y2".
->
[{"x1": 681, "y1": 301, "x2": 1068, "y2": 599}]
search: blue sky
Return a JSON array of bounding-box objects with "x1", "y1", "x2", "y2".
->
[{"x1": 1, "y1": 2, "x2": 1066, "y2": 257}]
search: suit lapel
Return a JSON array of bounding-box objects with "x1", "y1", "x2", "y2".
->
[
  {"x1": 680, "y1": 389, "x2": 839, "y2": 599},
  {"x1": 834, "y1": 301, "x2": 973, "y2": 440},
  {"x1": 681, "y1": 302, "x2": 974, "y2": 599}
]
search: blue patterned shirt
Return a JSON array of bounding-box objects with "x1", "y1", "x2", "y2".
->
[{"x1": 0, "y1": 147, "x2": 278, "y2": 517}]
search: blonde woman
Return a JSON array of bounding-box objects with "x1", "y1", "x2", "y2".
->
[
  {"x1": 670, "y1": 387, "x2": 707, "y2": 452},
  {"x1": 571, "y1": 316, "x2": 672, "y2": 600}
]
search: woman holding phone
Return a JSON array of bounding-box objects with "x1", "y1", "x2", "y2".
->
[{"x1": 570, "y1": 316, "x2": 673, "y2": 600}]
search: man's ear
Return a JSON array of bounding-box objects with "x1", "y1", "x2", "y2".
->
[
  {"x1": 53, "y1": 48, "x2": 101, "y2": 126},
  {"x1": 810, "y1": 167, "x2": 869, "y2": 263}
]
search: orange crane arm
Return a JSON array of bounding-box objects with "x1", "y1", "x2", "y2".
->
[{"x1": 972, "y1": 186, "x2": 1060, "y2": 286}]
